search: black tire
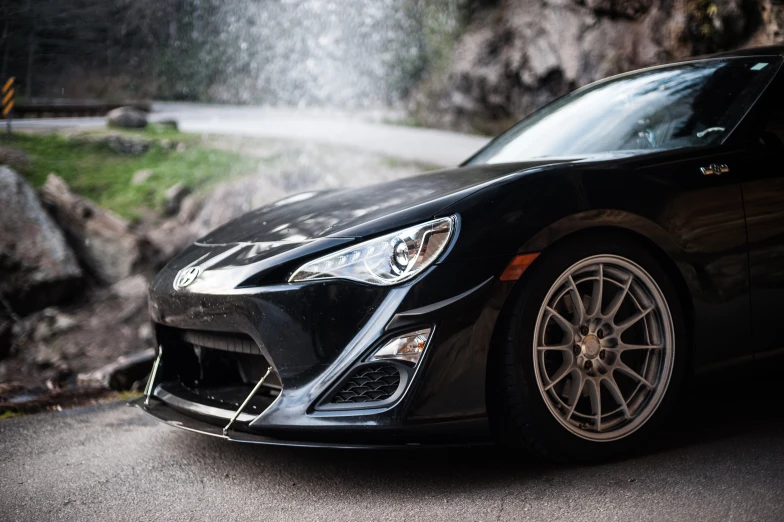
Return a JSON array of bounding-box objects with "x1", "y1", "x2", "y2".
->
[{"x1": 497, "y1": 232, "x2": 688, "y2": 463}]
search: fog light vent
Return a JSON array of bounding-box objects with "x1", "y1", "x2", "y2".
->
[{"x1": 329, "y1": 365, "x2": 401, "y2": 404}]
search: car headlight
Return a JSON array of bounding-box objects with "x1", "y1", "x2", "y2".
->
[{"x1": 289, "y1": 216, "x2": 456, "y2": 286}]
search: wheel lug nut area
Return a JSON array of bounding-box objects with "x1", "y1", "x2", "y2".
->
[
  {"x1": 584, "y1": 360, "x2": 593, "y2": 371},
  {"x1": 580, "y1": 325, "x2": 589, "y2": 336},
  {"x1": 579, "y1": 333, "x2": 601, "y2": 360}
]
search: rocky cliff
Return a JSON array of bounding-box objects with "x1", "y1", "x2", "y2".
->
[{"x1": 412, "y1": 0, "x2": 784, "y2": 133}]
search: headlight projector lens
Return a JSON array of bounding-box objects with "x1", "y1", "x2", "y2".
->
[
  {"x1": 289, "y1": 216, "x2": 456, "y2": 286},
  {"x1": 392, "y1": 239, "x2": 410, "y2": 273}
]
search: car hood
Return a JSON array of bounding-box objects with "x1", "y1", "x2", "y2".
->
[
  {"x1": 197, "y1": 160, "x2": 569, "y2": 246},
  {"x1": 154, "y1": 159, "x2": 579, "y2": 294}
]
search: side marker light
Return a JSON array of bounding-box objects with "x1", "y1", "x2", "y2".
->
[{"x1": 500, "y1": 253, "x2": 540, "y2": 281}]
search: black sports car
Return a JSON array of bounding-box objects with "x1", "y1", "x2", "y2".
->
[{"x1": 138, "y1": 46, "x2": 784, "y2": 461}]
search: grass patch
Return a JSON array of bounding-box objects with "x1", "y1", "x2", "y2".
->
[
  {"x1": 114, "y1": 390, "x2": 143, "y2": 402},
  {"x1": 8, "y1": 128, "x2": 263, "y2": 221},
  {"x1": 0, "y1": 410, "x2": 23, "y2": 420}
]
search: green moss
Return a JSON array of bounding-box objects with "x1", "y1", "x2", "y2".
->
[
  {"x1": 0, "y1": 410, "x2": 22, "y2": 420},
  {"x1": 8, "y1": 129, "x2": 263, "y2": 221},
  {"x1": 115, "y1": 390, "x2": 143, "y2": 402}
]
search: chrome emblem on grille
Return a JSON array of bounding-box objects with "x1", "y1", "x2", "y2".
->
[{"x1": 174, "y1": 266, "x2": 201, "y2": 289}]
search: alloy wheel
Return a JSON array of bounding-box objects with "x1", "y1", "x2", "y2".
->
[{"x1": 532, "y1": 254, "x2": 674, "y2": 442}]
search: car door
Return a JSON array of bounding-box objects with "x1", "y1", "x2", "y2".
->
[{"x1": 739, "y1": 81, "x2": 784, "y2": 363}]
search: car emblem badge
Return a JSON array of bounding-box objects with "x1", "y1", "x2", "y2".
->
[{"x1": 174, "y1": 266, "x2": 201, "y2": 289}]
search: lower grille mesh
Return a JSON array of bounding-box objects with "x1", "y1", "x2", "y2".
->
[
  {"x1": 330, "y1": 365, "x2": 401, "y2": 404},
  {"x1": 180, "y1": 330, "x2": 259, "y2": 355}
]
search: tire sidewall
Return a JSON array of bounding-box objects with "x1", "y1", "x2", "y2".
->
[{"x1": 503, "y1": 233, "x2": 688, "y2": 461}]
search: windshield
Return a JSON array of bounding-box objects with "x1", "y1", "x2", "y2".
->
[{"x1": 467, "y1": 57, "x2": 780, "y2": 165}]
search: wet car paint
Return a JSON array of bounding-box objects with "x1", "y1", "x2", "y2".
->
[{"x1": 142, "y1": 46, "x2": 784, "y2": 446}]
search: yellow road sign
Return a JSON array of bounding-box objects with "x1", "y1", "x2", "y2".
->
[
  {"x1": 2, "y1": 77, "x2": 14, "y2": 119},
  {"x1": 2, "y1": 77, "x2": 14, "y2": 94}
]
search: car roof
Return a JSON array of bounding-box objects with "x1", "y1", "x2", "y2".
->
[
  {"x1": 578, "y1": 46, "x2": 784, "y2": 90},
  {"x1": 708, "y1": 45, "x2": 784, "y2": 59}
]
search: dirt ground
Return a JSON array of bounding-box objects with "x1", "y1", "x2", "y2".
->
[{"x1": 2, "y1": 281, "x2": 151, "y2": 385}]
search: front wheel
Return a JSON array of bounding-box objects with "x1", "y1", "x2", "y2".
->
[{"x1": 498, "y1": 235, "x2": 687, "y2": 462}]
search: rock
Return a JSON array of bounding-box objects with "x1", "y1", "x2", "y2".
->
[
  {"x1": 0, "y1": 167, "x2": 82, "y2": 315},
  {"x1": 100, "y1": 134, "x2": 151, "y2": 155},
  {"x1": 45, "y1": 362, "x2": 74, "y2": 389},
  {"x1": 40, "y1": 174, "x2": 141, "y2": 284},
  {"x1": 10, "y1": 319, "x2": 26, "y2": 340},
  {"x1": 177, "y1": 194, "x2": 202, "y2": 225},
  {"x1": 117, "y1": 300, "x2": 145, "y2": 323},
  {"x1": 584, "y1": 0, "x2": 653, "y2": 19},
  {"x1": 187, "y1": 175, "x2": 288, "y2": 239},
  {"x1": 69, "y1": 132, "x2": 152, "y2": 155},
  {"x1": 77, "y1": 348, "x2": 155, "y2": 391},
  {"x1": 164, "y1": 182, "x2": 192, "y2": 215},
  {"x1": 106, "y1": 106, "x2": 148, "y2": 129},
  {"x1": 35, "y1": 343, "x2": 63, "y2": 368},
  {"x1": 413, "y1": 0, "x2": 784, "y2": 131},
  {"x1": 0, "y1": 310, "x2": 13, "y2": 359},
  {"x1": 137, "y1": 323, "x2": 153, "y2": 346},
  {"x1": 0, "y1": 146, "x2": 30, "y2": 172},
  {"x1": 175, "y1": 142, "x2": 187, "y2": 153},
  {"x1": 131, "y1": 169, "x2": 153, "y2": 185},
  {"x1": 31, "y1": 308, "x2": 78, "y2": 342},
  {"x1": 0, "y1": 382, "x2": 25, "y2": 401},
  {"x1": 110, "y1": 275, "x2": 149, "y2": 300},
  {"x1": 144, "y1": 221, "x2": 198, "y2": 264}
]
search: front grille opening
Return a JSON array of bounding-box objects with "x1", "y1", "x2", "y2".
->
[
  {"x1": 179, "y1": 347, "x2": 279, "y2": 412},
  {"x1": 156, "y1": 327, "x2": 281, "y2": 425},
  {"x1": 330, "y1": 364, "x2": 401, "y2": 404}
]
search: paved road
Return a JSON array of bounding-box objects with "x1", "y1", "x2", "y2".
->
[
  {"x1": 2, "y1": 384, "x2": 783, "y2": 521},
  {"x1": 9, "y1": 106, "x2": 784, "y2": 520},
  {"x1": 15, "y1": 103, "x2": 491, "y2": 167}
]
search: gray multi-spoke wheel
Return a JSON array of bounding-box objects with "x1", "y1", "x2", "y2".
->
[
  {"x1": 497, "y1": 234, "x2": 686, "y2": 461},
  {"x1": 533, "y1": 255, "x2": 674, "y2": 442}
]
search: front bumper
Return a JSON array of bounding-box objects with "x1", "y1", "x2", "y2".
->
[
  {"x1": 132, "y1": 396, "x2": 490, "y2": 448},
  {"x1": 143, "y1": 245, "x2": 515, "y2": 446}
]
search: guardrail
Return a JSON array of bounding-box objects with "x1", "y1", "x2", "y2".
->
[{"x1": 14, "y1": 100, "x2": 152, "y2": 119}]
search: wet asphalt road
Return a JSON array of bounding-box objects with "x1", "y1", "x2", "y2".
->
[
  {"x1": 2, "y1": 383, "x2": 784, "y2": 522},
  {"x1": 8, "y1": 108, "x2": 784, "y2": 520}
]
